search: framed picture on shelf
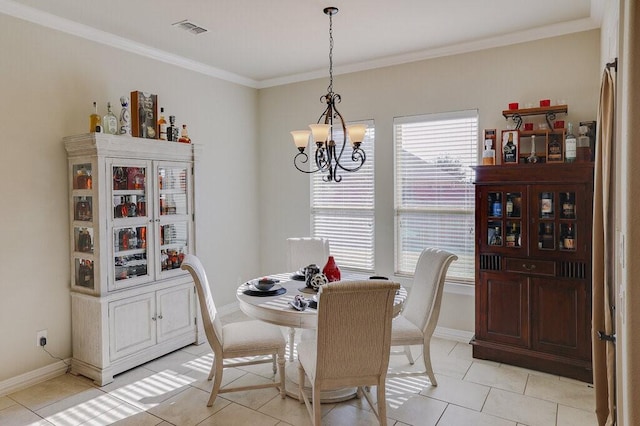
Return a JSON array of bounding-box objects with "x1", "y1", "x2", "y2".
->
[
  {"x1": 546, "y1": 131, "x2": 565, "y2": 163},
  {"x1": 501, "y1": 130, "x2": 519, "y2": 165}
]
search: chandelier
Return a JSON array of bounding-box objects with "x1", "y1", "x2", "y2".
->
[{"x1": 290, "y1": 7, "x2": 367, "y2": 183}]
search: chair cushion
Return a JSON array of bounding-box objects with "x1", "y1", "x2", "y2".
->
[
  {"x1": 222, "y1": 320, "x2": 285, "y2": 354},
  {"x1": 390, "y1": 315, "x2": 424, "y2": 345}
]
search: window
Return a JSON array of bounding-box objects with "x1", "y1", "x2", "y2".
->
[
  {"x1": 312, "y1": 120, "x2": 375, "y2": 272},
  {"x1": 394, "y1": 110, "x2": 477, "y2": 282}
]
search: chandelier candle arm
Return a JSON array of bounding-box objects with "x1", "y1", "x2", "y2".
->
[{"x1": 289, "y1": 6, "x2": 367, "y2": 183}]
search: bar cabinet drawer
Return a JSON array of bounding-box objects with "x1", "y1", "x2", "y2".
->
[{"x1": 505, "y1": 258, "x2": 555, "y2": 276}]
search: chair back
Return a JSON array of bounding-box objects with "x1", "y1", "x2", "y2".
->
[
  {"x1": 315, "y1": 280, "x2": 400, "y2": 382},
  {"x1": 286, "y1": 237, "x2": 331, "y2": 272},
  {"x1": 181, "y1": 254, "x2": 224, "y2": 355},
  {"x1": 402, "y1": 248, "x2": 458, "y2": 335}
]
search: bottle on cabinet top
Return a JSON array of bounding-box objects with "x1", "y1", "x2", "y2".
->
[
  {"x1": 565, "y1": 122, "x2": 577, "y2": 163},
  {"x1": 90, "y1": 102, "x2": 102, "y2": 133},
  {"x1": 103, "y1": 102, "x2": 119, "y2": 135},
  {"x1": 167, "y1": 115, "x2": 178, "y2": 141},
  {"x1": 178, "y1": 124, "x2": 191, "y2": 144},
  {"x1": 158, "y1": 107, "x2": 167, "y2": 140}
]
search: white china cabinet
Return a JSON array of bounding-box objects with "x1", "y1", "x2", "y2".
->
[{"x1": 65, "y1": 133, "x2": 202, "y2": 385}]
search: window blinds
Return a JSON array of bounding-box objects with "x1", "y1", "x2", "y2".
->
[
  {"x1": 394, "y1": 111, "x2": 478, "y2": 281},
  {"x1": 312, "y1": 121, "x2": 375, "y2": 271}
]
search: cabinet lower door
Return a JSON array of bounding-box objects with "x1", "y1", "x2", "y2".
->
[
  {"x1": 531, "y1": 277, "x2": 591, "y2": 360},
  {"x1": 156, "y1": 284, "x2": 195, "y2": 343},
  {"x1": 109, "y1": 293, "x2": 157, "y2": 360},
  {"x1": 478, "y1": 272, "x2": 529, "y2": 347}
]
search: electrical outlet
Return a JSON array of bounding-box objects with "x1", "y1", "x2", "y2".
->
[{"x1": 36, "y1": 329, "x2": 47, "y2": 347}]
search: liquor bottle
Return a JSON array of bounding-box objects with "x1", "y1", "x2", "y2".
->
[
  {"x1": 576, "y1": 125, "x2": 591, "y2": 162},
  {"x1": 78, "y1": 228, "x2": 92, "y2": 252},
  {"x1": 75, "y1": 197, "x2": 92, "y2": 221},
  {"x1": 168, "y1": 116, "x2": 178, "y2": 141},
  {"x1": 127, "y1": 195, "x2": 137, "y2": 217},
  {"x1": 482, "y1": 139, "x2": 495, "y2": 165},
  {"x1": 491, "y1": 193, "x2": 502, "y2": 217},
  {"x1": 178, "y1": 124, "x2": 191, "y2": 143},
  {"x1": 565, "y1": 122, "x2": 577, "y2": 163},
  {"x1": 540, "y1": 192, "x2": 553, "y2": 218},
  {"x1": 158, "y1": 107, "x2": 168, "y2": 140},
  {"x1": 489, "y1": 226, "x2": 502, "y2": 246},
  {"x1": 526, "y1": 135, "x2": 539, "y2": 163},
  {"x1": 548, "y1": 134, "x2": 563, "y2": 162},
  {"x1": 562, "y1": 192, "x2": 575, "y2": 218},
  {"x1": 90, "y1": 102, "x2": 102, "y2": 133},
  {"x1": 103, "y1": 102, "x2": 119, "y2": 135},
  {"x1": 506, "y1": 194, "x2": 513, "y2": 217},
  {"x1": 541, "y1": 223, "x2": 554, "y2": 249},
  {"x1": 563, "y1": 224, "x2": 575, "y2": 250},
  {"x1": 75, "y1": 165, "x2": 92, "y2": 190},
  {"x1": 119, "y1": 96, "x2": 131, "y2": 136},
  {"x1": 505, "y1": 223, "x2": 517, "y2": 247},
  {"x1": 503, "y1": 132, "x2": 517, "y2": 163}
]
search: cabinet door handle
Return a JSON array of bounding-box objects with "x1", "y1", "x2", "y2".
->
[
  {"x1": 522, "y1": 264, "x2": 536, "y2": 271},
  {"x1": 157, "y1": 314, "x2": 163, "y2": 319},
  {"x1": 151, "y1": 315, "x2": 157, "y2": 321}
]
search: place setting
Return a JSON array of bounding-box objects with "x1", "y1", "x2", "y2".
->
[{"x1": 242, "y1": 277, "x2": 287, "y2": 296}]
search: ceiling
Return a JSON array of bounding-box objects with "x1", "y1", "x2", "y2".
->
[{"x1": 2, "y1": 0, "x2": 603, "y2": 88}]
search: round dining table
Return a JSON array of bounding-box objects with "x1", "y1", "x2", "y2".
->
[{"x1": 236, "y1": 271, "x2": 407, "y2": 401}]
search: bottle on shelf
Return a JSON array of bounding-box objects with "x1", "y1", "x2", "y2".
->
[
  {"x1": 482, "y1": 139, "x2": 495, "y2": 165},
  {"x1": 503, "y1": 133, "x2": 517, "y2": 164},
  {"x1": 563, "y1": 224, "x2": 575, "y2": 250},
  {"x1": 75, "y1": 166, "x2": 92, "y2": 190},
  {"x1": 77, "y1": 228, "x2": 92, "y2": 252},
  {"x1": 505, "y1": 222, "x2": 518, "y2": 247},
  {"x1": 489, "y1": 226, "x2": 502, "y2": 246},
  {"x1": 526, "y1": 135, "x2": 539, "y2": 163},
  {"x1": 506, "y1": 193, "x2": 514, "y2": 217},
  {"x1": 576, "y1": 125, "x2": 592, "y2": 162},
  {"x1": 158, "y1": 107, "x2": 167, "y2": 140},
  {"x1": 541, "y1": 223, "x2": 554, "y2": 249},
  {"x1": 75, "y1": 197, "x2": 92, "y2": 221},
  {"x1": 562, "y1": 192, "x2": 575, "y2": 218},
  {"x1": 540, "y1": 192, "x2": 553, "y2": 218},
  {"x1": 491, "y1": 193, "x2": 502, "y2": 217},
  {"x1": 547, "y1": 134, "x2": 563, "y2": 162},
  {"x1": 90, "y1": 102, "x2": 102, "y2": 133},
  {"x1": 565, "y1": 122, "x2": 577, "y2": 163},
  {"x1": 178, "y1": 124, "x2": 191, "y2": 144},
  {"x1": 103, "y1": 102, "x2": 119, "y2": 135}
]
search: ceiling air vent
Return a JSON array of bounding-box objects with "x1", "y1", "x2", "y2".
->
[{"x1": 172, "y1": 20, "x2": 208, "y2": 35}]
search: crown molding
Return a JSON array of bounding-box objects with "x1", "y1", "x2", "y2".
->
[
  {"x1": 257, "y1": 17, "x2": 601, "y2": 88},
  {"x1": 0, "y1": 0, "x2": 260, "y2": 88},
  {"x1": 1, "y1": 0, "x2": 600, "y2": 90}
]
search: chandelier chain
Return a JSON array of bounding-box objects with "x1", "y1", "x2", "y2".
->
[{"x1": 327, "y1": 10, "x2": 334, "y2": 95}]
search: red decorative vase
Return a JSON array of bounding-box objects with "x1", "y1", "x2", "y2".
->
[{"x1": 323, "y1": 256, "x2": 341, "y2": 282}]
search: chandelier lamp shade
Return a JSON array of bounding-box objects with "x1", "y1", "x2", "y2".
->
[{"x1": 291, "y1": 7, "x2": 367, "y2": 183}]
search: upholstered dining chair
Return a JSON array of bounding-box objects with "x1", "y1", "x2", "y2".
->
[
  {"x1": 388, "y1": 247, "x2": 458, "y2": 386},
  {"x1": 297, "y1": 280, "x2": 400, "y2": 426},
  {"x1": 286, "y1": 237, "x2": 331, "y2": 272},
  {"x1": 181, "y1": 254, "x2": 286, "y2": 406},
  {"x1": 285, "y1": 237, "x2": 331, "y2": 360}
]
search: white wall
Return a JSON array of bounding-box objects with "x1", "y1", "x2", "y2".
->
[
  {"x1": 257, "y1": 30, "x2": 602, "y2": 334},
  {"x1": 0, "y1": 14, "x2": 260, "y2": 382}
]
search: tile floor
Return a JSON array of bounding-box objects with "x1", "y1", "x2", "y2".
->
[{"x1": 1, "y1": 310, "x2": 597, "y2": 426}]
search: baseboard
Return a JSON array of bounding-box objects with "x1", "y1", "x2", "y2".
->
[
  {"x1": 433, "y1": 326, "x2": 475, "y2": 343},
  {"x1": 0, "y1": 359, "x2": 70, "y2": 397}
]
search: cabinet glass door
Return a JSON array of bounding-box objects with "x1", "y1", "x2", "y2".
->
[
  {"x1": 530, "y1": 185, "x2": 582, "y2": 258},
  {"x1": 71, "y1": 162, "x2": 96, "y2": 292},
  {"x1": 481, "y1": 187, "x2": 526, "y2": 253},
  {"x1": 157, "y1": 163, "x2": 191, "y2": 276},
  {"x1": 110, "y1": 161, "x2": 152, "y2": 289}
]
